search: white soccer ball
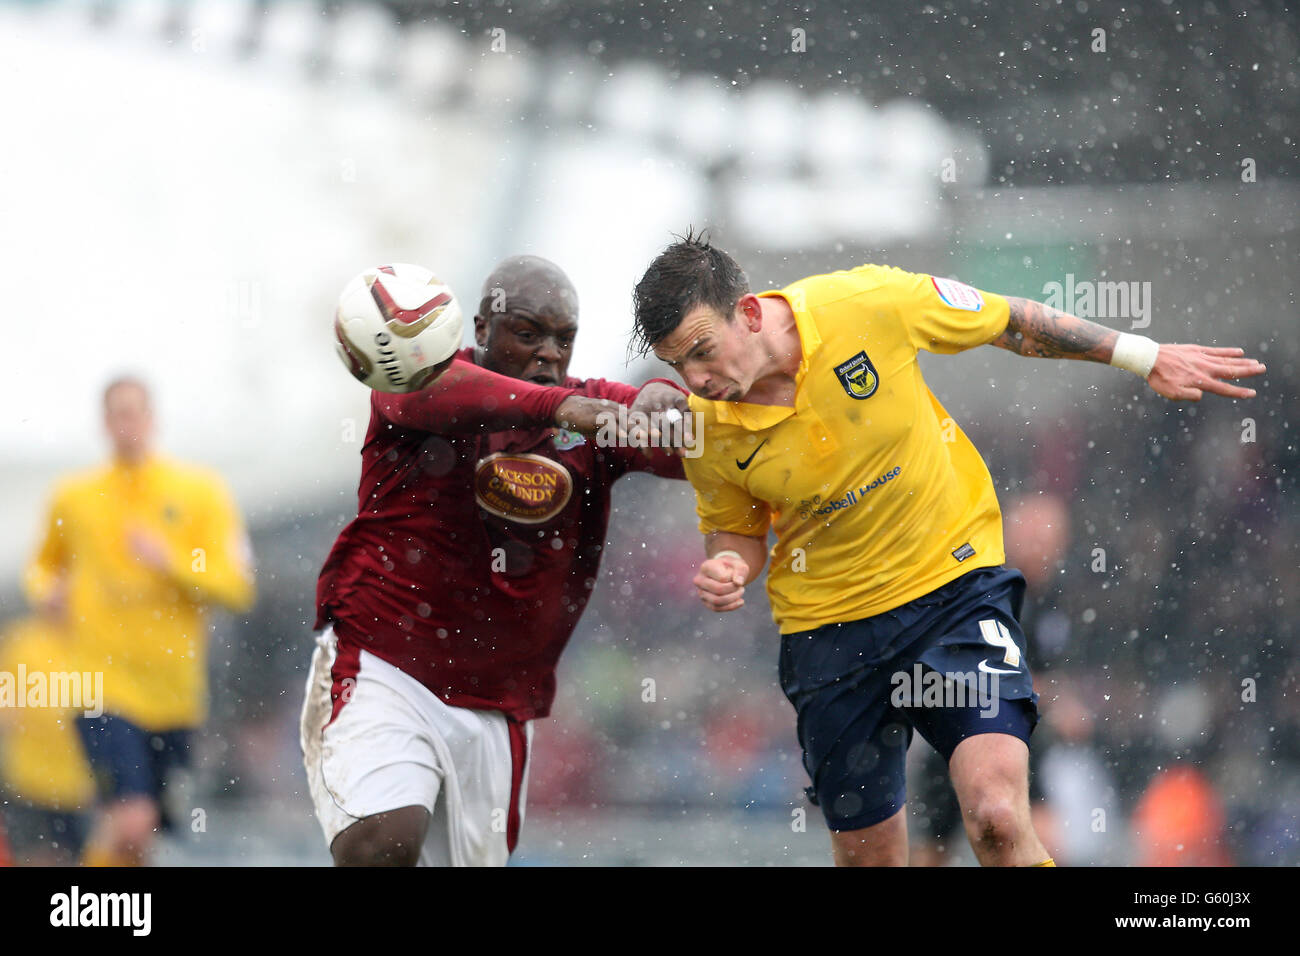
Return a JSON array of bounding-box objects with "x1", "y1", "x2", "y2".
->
[{"x1": 333, "y1": 263, "x2": 464, "y2": 393}]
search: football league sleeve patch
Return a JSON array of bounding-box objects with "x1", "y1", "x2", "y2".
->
[{"x1": 898, "y1": 269, "x2": 1011, "y2": 354}]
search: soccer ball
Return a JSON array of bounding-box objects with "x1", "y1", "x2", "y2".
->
[{"x1": 333, "y1": 263, "x2": 464, "y2": 393}]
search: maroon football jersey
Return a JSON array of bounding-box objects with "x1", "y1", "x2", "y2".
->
[{"x1": 316, "y1": 349, "x2": 685, "y2": 721}]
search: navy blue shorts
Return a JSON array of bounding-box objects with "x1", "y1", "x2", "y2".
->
[
  {"x1": 779, "y1": 565, "x2": 1040, "y2": 832},
  {"x1": 74, "y1": 714, "x2": 192, "y2": 827}
]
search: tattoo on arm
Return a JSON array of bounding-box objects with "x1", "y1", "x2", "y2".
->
[{"x1": 992, "y1": 296, "x2": 1119, "y2": 362}]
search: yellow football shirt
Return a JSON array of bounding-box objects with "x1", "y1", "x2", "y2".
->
[
  {"x1": 24, "y1": 454, "x2": 255, "y2": 730},
  {"x1": 684, "y1": 264, "x2": 1011, "y2": 634},
  {"x1": 0, "y1": 617, "x2": 96, "y2": 810}
]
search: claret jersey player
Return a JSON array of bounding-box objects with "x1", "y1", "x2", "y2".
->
[{"x1": 303, "y1": 351, "x2": 683, "y2": 865}]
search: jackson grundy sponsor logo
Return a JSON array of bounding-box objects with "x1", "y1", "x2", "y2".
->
[
  {"x1": 796, "y1": 466, "x2": 901, "y2": 520},
  {"x1": 474, "y1": 453, "x2": 574, "y2": 524}
]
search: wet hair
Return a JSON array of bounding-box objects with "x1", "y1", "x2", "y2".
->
[{"x1": 630, "y1": 228, "x2": 749, "y2": 359}]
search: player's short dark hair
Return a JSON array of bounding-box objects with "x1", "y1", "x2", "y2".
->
[
  {"x1": 630, "y1": 229, "x2": 749, "y2": 358},
  {"x1": 103, "y1": 375, "x2": 151, "y2": 409}
]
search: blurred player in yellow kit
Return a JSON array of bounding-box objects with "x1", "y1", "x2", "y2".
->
[
  {"x1": 24, "y1": 377, "x2": 255, "y2": 865},
  {"x1": 631, "y1": 232, "x2": 1264, "y2": 866},
  {"x1": 0, "y1": 615, "x2": 96, "y2": 865}
]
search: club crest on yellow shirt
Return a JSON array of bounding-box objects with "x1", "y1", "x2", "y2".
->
[{"x1": 833, "y1": 351, "x2": 879, "y2": 400}]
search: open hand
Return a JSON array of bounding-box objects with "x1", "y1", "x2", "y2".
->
[
  {"x1": 628, "y1": 382, "x2": 694, "y2": 458},
  {"x1": 1146, "y1": 345, "x2": 1265, "y2": 401}
]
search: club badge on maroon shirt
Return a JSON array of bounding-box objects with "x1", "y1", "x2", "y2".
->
[{"x1": 473, "y1": 452, "x2": 574, "y2": 524}]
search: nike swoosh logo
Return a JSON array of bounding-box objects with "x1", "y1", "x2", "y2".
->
[
  {"x1": 978, "y1": 660, "x2": 1020, "y2": 676},
  {"x1": 736, "y1": 439, "x2": 768, "y2": 471}
]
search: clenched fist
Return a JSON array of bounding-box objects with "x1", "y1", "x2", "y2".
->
[{"x1": 693, "y1": 553, "x2": 749, "y2": 612}]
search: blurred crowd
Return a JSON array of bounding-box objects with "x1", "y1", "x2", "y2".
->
[{"x1": 1, "y1": 362, "x2": 1295, "y2": 866}]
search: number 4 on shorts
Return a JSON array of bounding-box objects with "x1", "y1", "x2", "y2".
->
[{"x1": 978, "y1": 619, "x2": 1022, "y2": 668}]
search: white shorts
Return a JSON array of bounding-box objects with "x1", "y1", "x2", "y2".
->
[{"x1": 299, "y1": 627, "x2": 532, "y2": 867}]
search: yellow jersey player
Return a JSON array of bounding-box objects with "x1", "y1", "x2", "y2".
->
[
  {"x1": 0, "y1": 615, "x2": 96, "y2": 865},
  {"x1": 630, "y1": 231, "x2": 1264, "y2": 867},
  {"x1": 24, "y1": 377, "x2": 255, "y2": 866}
]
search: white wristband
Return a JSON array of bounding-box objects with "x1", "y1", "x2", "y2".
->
[
  {"x1": 1110, "y1": 333, "x2": 1160, "y2": 379},
  {"x1": 713, "y1": 549, "x2": 743, "y2": 563}
]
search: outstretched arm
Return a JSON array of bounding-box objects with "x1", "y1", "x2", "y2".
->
[
  {"x1": 375, "y1": 357, "x2": 625, "y2": 437},
  {"x1": 991, "y1": 296, "x2": 1265, "y2": 401}
]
